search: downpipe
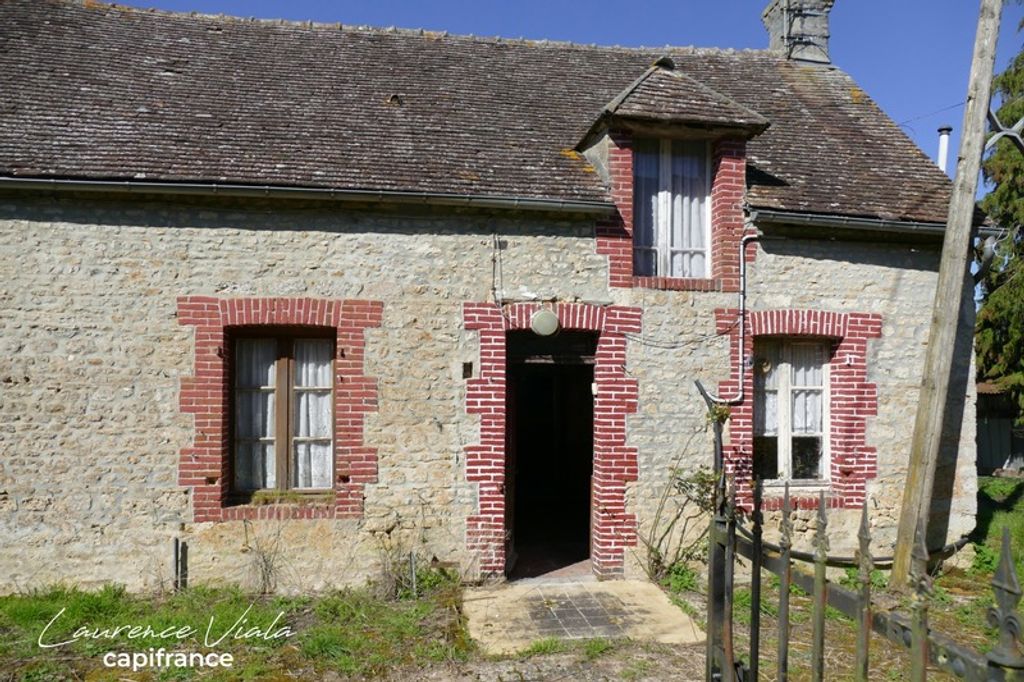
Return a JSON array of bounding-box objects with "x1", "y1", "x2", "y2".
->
[{"x1": 696, "y1": 232, "x2": 760, "y2": 405}]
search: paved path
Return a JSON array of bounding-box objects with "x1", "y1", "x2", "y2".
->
[{"x1": 462, "y1": 579, "x2": 705, "y2": 655}]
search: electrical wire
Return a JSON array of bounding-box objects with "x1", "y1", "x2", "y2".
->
[
  {"x1": 623, "y1": 325, "x2": 734, "y2": 350},
  {"x1": 897, "y1": 100, "x2": 966, "y2": 127},
  {"x1": 489, "y1": 232, "x2": 511, "y2": 330}
]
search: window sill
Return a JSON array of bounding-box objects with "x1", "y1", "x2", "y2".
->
[
  {"x1": 757, "y1": 481, "x2": 833, "y2": 510},
  {"x1": 631, "y1": 276, "x2": 722, "y2": 292},
  {"x1": 761, "y1": 480, "x2": 831, "y2": 494},
  {"x1": 207, "y1": 492, "x2": 342, "y2": 522},
  {"x1": 228, "y1": 490, "x2": 335, "y2": 507}
]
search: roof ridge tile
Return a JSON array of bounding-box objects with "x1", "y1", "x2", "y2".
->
[{"x1": 68, "y1": 0, "x2": 777, "y2": 55}]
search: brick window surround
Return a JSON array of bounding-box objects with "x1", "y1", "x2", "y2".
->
[
  {"x1": 597, "y1": 131, "x2": 748, "y2": 292},
  {"x1": 463, "y1": 302, "x2": 642, "y2": 579},
  {"x1": 177, "y1": 297, "x2": 383, "y2": 522},
  {"x1": 714, "y1": 308, "x2": 883, "y2": 510}
]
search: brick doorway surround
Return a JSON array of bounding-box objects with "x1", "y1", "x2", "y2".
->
[{"x1": 463, "y1": 302, "x2": 642, "y2": 579}]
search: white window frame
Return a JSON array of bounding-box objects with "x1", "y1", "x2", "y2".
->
[
  {"x1": 632, "y1": 139, "x2": 711, "y2": 278},
  {"x1": 755, "y1": 340, "x2": 831, "y2": 486}
]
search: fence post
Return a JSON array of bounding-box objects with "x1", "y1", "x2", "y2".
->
[
  {"x1": 987, "y1": 527, "x2": 1024, "y2": 680},
  {"x1": 707, "y1": 470, "x2": 728, "y2": 681},
  {"x1": 173, "y1": 538, "x2": 188, "y2": 591},
  {"x1": 909, "y1": 519, "x2": 932, "y2": 682},
  {"x1": 777, "y1": 483, "x2": 792, "y2": 682},
  {"x1": 173, "y1": 537, "x2": 180, "y2": 592},
  {"x1": 723, "y1": 481, "x2": 738, "y2": 677},
  {"x1": 854, "y1": 500, "x2": 872, "y2": 682},
  {"x1": 749, "y1": 478, "x2": 763, "y2": 681},
  {"x1": 811, "y1": 491, "x2": 829, "y2": 681}
]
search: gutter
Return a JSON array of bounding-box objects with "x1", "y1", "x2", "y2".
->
[
  {"x1": 0, "y1": 176, "x2": 618, "y2": 216},
  {"x1": 749, "y1": 208, "x2": 1000, "y2": 238}
]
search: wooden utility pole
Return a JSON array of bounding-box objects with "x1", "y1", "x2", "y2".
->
[{"x1": 892, "y1": 0, "x2": 1004, "y2": 586}]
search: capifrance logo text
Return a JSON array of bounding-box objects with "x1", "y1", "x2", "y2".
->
[{"x1": 102, "y1": 648, "x2": 234, "y2": 672}]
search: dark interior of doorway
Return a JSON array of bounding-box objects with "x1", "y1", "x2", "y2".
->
[{"x1": 506, "y1": 330, "x2": 596, "y2": 580}]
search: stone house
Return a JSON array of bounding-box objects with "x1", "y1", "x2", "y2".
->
[{"x1": 0, "y1": 0, "x2": 982, "y2": 591}]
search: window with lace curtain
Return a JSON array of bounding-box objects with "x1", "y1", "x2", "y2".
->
[
  {"x1": 753, "y1": 339, "x2": 830, "y2": 483},
  {"x1": 233, "y1": 332, "x2": 334, "y2": 492},
  {"x1": 632, "y1": 138, "x2": 710, "y2": 278}
]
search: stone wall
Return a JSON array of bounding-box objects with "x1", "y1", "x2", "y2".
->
[
  {"x1": 0, "y1": 191, "x2": 976, "y2": 591},
  {"x1": 617, "y1": 234, "x2": 976, "y2": 577}
]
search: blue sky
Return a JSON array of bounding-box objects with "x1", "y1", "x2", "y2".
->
[{"x1": 114, "y1": 0, "x2": 1024, "y2": 176}]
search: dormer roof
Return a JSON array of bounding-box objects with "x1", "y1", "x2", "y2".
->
[{"x1": 598, "y1": 57, "x2": 770, "y2": 136}]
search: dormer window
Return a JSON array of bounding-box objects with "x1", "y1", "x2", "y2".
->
[{"x1": 632, "y1": 139, "x2": 710, "y2": 278}]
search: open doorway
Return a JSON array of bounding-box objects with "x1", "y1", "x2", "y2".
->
[{"x1": 505, "y1": 330, "x2": 596, "y2": 579}]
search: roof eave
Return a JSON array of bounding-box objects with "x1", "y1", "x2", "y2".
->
[
  {"x1": 612, "y1": 114, "x2": 770, "y2": 139},
  {"x1": 575, "y1": 112, "x2": 769, "y2": 152},
  {"x1": 750, "y1": 207, "x2": 1000, "y2": 239},
  {"x1": 0, "y1": 176, "x2": 618, "y2": 216}
]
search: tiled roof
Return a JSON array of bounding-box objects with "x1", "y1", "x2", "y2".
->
[
  {"x1": 0, "y1": 0, "x2": 954, "y2": 223},
  {"x1": 602, "y1": 60, "x2": 769, "y2": 133}
]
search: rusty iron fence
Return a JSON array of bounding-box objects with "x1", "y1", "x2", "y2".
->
[{"x1": 704, "y1": 472, "x2": 1024, "y2": 681}]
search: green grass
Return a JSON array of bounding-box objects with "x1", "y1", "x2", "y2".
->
[
  {"x1": 661, "y1": 563, "x2": 699, "y2": 594},
  {"x1": 519, "y1": 637, "x2": 569, "y2": 657},
  {"x1": 513, "y1": 636, "x2": 619, "y2": 661},
  {"x1": 582, "y1": 637, "x2": 614, "y2": 659},
  {"x1": 922, "y1": 475, "x2": 1023, "y2": 652},
  {"x1": 824, "y1": 605, "x2": 851, "y2": 622},
  {"x1": 0, "y1": 574, "x2": 471, "y2": 680},
  {"x1": 621, "y1": 657, "x2": 654, "y2": 680},
  {"x1": 839, "y1": 567, "x2": 889, "y2": 590},
  {"x1": 733, "y1": 586, "x2": 779, "y2": 626},
  {"x1": 970, "y1": 476, "x2": 1024, "y2": 577}
]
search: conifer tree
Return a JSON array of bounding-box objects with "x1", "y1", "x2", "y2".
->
[{"x1": 977, "y1": 19, "x2": 1024, "y2": 424}]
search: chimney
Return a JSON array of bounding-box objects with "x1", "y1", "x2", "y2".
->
[
  {"x1": 937, "y1": 125, "x2": 952, "y2": 173},
  {"x1": 762, "y1": 0, "x2": 835, "y2": 64}
]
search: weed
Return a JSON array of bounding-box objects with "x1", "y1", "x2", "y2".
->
[
  {"x1": 663, "y1": 563, "x2": 699, "y2": 594},
  {"x1": 972, "y1": 542, "x2": 1000, "y2": 575},
  {"x1": 825, "y1": 605, "x2": 851, "y2": 622},
  {"x1": 18, "y1": 661, "x2": 73, "y2": 682},
  {"x1": 398, "y1": 564, "x2": 459, "y2": 600},
  {"x1": 520, "y1": 638, "x2": 568, "y2": 656},
  {"x1": 931, "y1": 585, "x2": 953, "y2": 606},
  {"x1": 582, "y1": 638, "x2": 614, "y2": 659},
  {"x1": 241, "y1": 519, "x2": 285, "y2": 594},
  {"x1": 622, "y1": 658, "x2": 654, "y2": 680},
  {"x1": 839, "y1": 567, "x2": 888, "y2": 590},
  {"x1": 638, "y1": 443, "x2": 716, "y2": 590},
  {"x1": 733, "y1": 587, "x2": 778, "y2": 625}
]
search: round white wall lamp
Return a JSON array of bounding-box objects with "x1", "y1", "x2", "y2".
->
[{"x1": 530, "y1": 309, "x2": 560, "y2": 337}]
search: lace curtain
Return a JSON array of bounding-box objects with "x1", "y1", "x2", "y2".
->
[
  {"x1": 292, "y1": 339, "x2": 333, "y2": 489},
  {"x1": 632, "y1": 139, "x2": 708, "y2": 278},
  {"x1": 669, "y1": 140, "x2": 707, "y2": 278},
  {"x1": 234, "y1": 339, "x2": 277, "y2": 490},
  {"x1": 233, "y1": 337, "x2": 333, "y2": 491}
]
